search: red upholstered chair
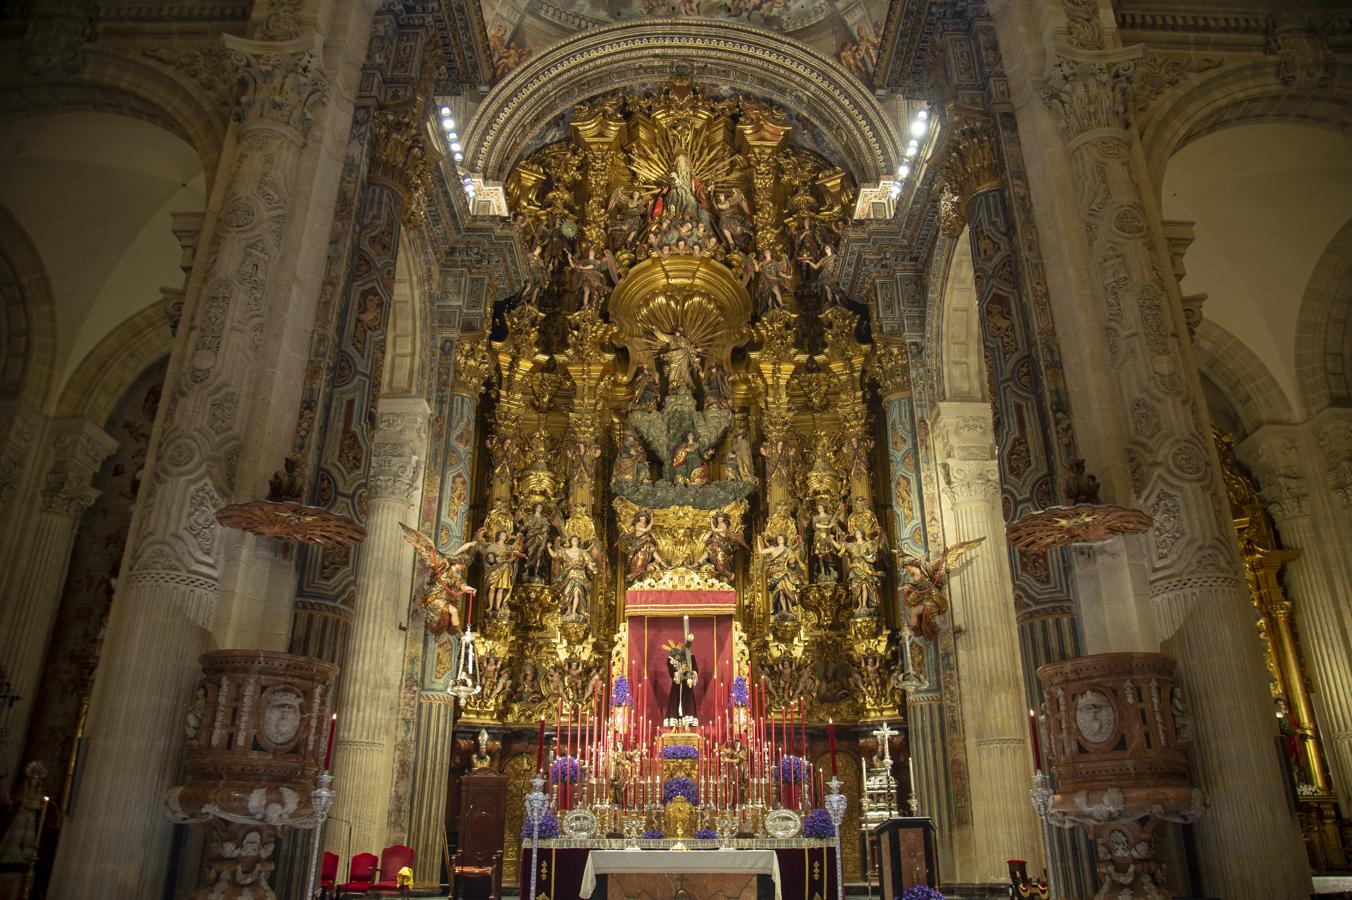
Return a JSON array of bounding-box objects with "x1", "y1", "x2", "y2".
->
[
  {"x1": 369, "y1": 844, "x2": 416, "y2": 896},
  {"x1": 320, "y1": 851, "x2": 339, "y2": 898},
  {"x1": 336, "y1": 852, "x2": 378, "y2": 898}
]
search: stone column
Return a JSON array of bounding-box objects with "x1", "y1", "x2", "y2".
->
[
  {"x1": 1241, "y1": 424, "x2": 1352, "y2": 810},
  {"x1": 1041, "y1": 51, "x2": 1310, "y2": 894},
  {"x1": 0, "y1": 418, "x2": 115, "y2": 779},
  {"x1": 326, "y1": 397, "x2": 428, "y2": 860},
  {"x1": 406, "y1": 337, "x2": 493, "y2": 877},
  {"x1": 1314, "y1": 409, "x2": 1352, "y2": 609},
  {"x1": 931, "y1": 401, "x2": 1041, "y2": 883},
  {"x1": 49, "y1": 40, "x2": 331, "y2": 897}
]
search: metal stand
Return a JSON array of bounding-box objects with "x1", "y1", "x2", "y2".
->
[
  {"x1": 303, "y1": 770, "x2": 335, "y2": 900},
  {"x1": 1028, "y1": 770, "x2": 1059, "y2": 900},
  {"x1": 524, "y1": 775, "x2": 549, "y2": 900},
  {"x1": 824, "y1": 776, "x2": 847, "y2": 900}
]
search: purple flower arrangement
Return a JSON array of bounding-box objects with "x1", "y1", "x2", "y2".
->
[
  {"x1": 550, "y1": 755, "x2": 581, "y2": 784},
  {"x1": 801, "y1": 808, "x2": 835, "y2": 838},
  {"x1": 641, "y1": 829, "x2": 664, "y2": 840},
  {"x1": 695, "y1": 827, "x2": 717, "y2": 840},
  {"x1": 901, "y1": 888, "x2": 945, "y2": 900},
  {"x1": 611, "y1": 675, "x2": 631, "y2": 708},
  {"x1": 661, "y1": 775, "x2": 699, "y2": 805},
  {"x1": 520, "y1": 808, "x2": 560, "y2": 839},
  {"x1": 730, "y1": 675, "x2": 749, "y2": 707},
  {"x1": 777, "y1": 755, "x2": 807, "y2": 784},
  {"x1": 661, "y1": 744, "x2": 699, "y2": 759}
]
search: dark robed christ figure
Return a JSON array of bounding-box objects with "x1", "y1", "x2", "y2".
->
[{"x1": 664, "y1": 633, "x2": 699, "y2": 726}]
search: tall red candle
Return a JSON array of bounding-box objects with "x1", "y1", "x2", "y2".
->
[
  {"x1": 536, "y1": 717, "x2": 546, "y2": 772},
  {"x1": 324, "y1": 713, "x2": 337, "y2": 770},
  {"x1": 799, "y1": 698, "x2": 806, "y2": 763},
  {"x1": 1029, "y1": 708, "x2": 1043, "y2": 771},
  {"x1": 828, "y1": 718, "x2": 837, "y2": 774}
]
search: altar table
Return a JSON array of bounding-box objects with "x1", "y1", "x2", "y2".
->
[
  {"x1": 520, "y1": 841, "x2": 837, "y2": 900},
  {"x1": 581, "y1": 849, "x2": 780, "y2": 900}
]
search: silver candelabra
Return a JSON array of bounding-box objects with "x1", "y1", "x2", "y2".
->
[
  {"x1": 303, "y1": 769, "x2": 335, "y2": 900},
  {"x1": 824, "y1": 776, "x2": 847, "y2": 900},
  {"x1": 524, "y1": 775, "x2": 550, "y2": 900},
  {"x1": 1028, "y1": 770, "x2": 1059, "y2": 900}
]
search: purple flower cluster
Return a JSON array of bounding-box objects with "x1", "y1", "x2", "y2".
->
[
  {"x1": 520, "y1": 808, "x2": 560, "y2": 839},
  {"x1": 661, "y1": 744, "x2": 698, "y2": 759},
  {"x1": 611, "y1": 675, "x2": 632, "y2": 708},
  {"x1": 730, "y1": 675, "x2": 749, "y2": 707},
  {"x1": 550, "y1": 755, "x2": 581, "y2": 784},
  {"x1": 777, "y1": 755, "x2": 807, "y2": 784},
  {"x1": 661, "y1": 775, "x2": 699, "y2": 805},
  {"x1": 641, "y1": 829, "x2": 664, "y2": 840},
  {"x1": 901, "y1": 888, "x2": 945, "y2": 900},
  {"x1": 801, "y1": 808, "x2": 835, "y2": 838},
  {"x1": 695, "y1": 827, "x2": 717, "y2": 840}
]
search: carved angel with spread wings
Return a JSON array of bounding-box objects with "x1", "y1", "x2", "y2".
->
[
  {"x1": 899, "y1": 538, "x2": 986, "y2": 639},
  {"x1": 400, "y1": 523, "x2": 476, "y2": 635}
]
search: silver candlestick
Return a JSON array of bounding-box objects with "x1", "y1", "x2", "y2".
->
[
  {"x1": 303, "y1": 770, "x2": 335, "y2": 900},
  {"x1": 1028, "y1": 770, "x2": 1059, "y2": 900},
  {"x1": 524, "y1": 775, "x2": 550, "y2": 900},
  {"x1": 824, "y1": 776, "x2": 847, "y2": 900}
]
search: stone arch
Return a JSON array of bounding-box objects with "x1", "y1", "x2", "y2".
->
[
  {"x1": 55, "y1": 303, "x2": 173, "y2": 425},
  {"x1": 462, "y1": 18, "x2": 904, "y2": 185},
  {"x1": 382, "y1": 230, "x2": 428, "y2": 398},
  {"x1": 1140, "y1": 58, "x2": 1352, "y2": 201},
  {"x1": 1193, "y1": 318, "x2": 1297, "y2": 439},
  {"x1": 0, "y1": 47, "x2": 228, "y2": 190},
  {"x1": 1295, "y1": 217, "x2": 1352, "y2": 413},
  {"x1": 934, "y1": 228, "x2": 985, "y2": 403},
  {"x1": 0, "y1": 204, "x2": 57, "y2": 408}
]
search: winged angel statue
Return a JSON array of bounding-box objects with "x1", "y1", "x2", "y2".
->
[
  {"x1": 899, "y1": 538, "x2": 985, "y2": 639},
  {"x1": 400, "y1": 523, "x2": 476, "y2": 635}
]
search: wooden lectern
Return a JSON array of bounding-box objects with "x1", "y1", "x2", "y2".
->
[{"x1": 873, "y1": 817, "x2": 937, "y2": 898}]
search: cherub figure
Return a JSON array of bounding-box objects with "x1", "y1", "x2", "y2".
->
[
  {"x1": 400, "y1": 523, "x2": 477, "y2": 634},
  {"x1": 521, "y1": 244, "x2": 549, "y2": 305},
  {"x1": 899, "y1": 538, "x2": 986, "y2": 638},
  {"x1": 607, "y1": 186, "x2": 649, "y2": 250}
]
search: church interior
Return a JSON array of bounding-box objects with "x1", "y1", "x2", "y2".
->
[{"x1": 1, "y1": 0, "x2": 1351, "y2": 897}]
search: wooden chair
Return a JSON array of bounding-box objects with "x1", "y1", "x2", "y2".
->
[
  {"x1": 449, "y1": 849, "x2": 502, "y2": 900},
  {"x1": 450, "y1": 772, "x2": 507, "y2": 899}
]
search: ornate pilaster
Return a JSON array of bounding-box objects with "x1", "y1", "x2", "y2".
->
[
  {"x1": 1240, "y1": 425, "x2": 1352, "y2": 811},
  {"x1": 327, "y1": 397, "x2": 428, "y2": 860},
  {"x1": 50, "y1": 37, "x2": 333, "y2": 896},
  {"x1": 0, "y1": 419, "x2": 115, "y2": 782},
  {"x1": 1041, "y1": 48, "x2": 1311, "y2": 895},
  {"x1": 935, "y1": 113, "x2": 1001, "y2": 233},
  {"x1": 406, "y1": 336, "x2": 492, "y2": 874},
  {"x1": 572, "y1": 111, "x2": 625, "y2": 251},
  {"x1": 738, "y1": 117, "x2": 790, "y2": 252},
  {"x1": 750, "y1": 309, "x2": 805, "y2": 512},
  {"x1": 931, "y1": 402, "x2": 1042, "y2": 883}
]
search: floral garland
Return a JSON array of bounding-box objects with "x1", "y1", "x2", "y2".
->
[
  {"x1": 801, "y1": 808, "x2": 835, "y2": 838},
  {"x1": 519, "y1": 808, "x2": 560, "y2": 839},
  {"x1": 777, "y1": 755, "x2": 807, "y2": 784},
  {"x1": 661, "y1": 744, "x2": 698, "y2": 759},
  {"x1": 611, "y1": 675, "x2": 631, "y2": 708},
  {"x1": 550, "y1": 755, "x2": 581, "y2": 784},
  {"x1": 730, "y1": 675, "x2": 749, "y2": 707},
  {"x1": 661, "y1": 775, "x2": 699, "y2": 805}
]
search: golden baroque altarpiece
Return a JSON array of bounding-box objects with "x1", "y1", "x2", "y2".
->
[{"x1": 434, "y1": 82, "x2": 918, "y2": 734}]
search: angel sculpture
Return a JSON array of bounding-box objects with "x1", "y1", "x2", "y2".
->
[
  {"x1": 400, "y1": 523, "x2": 476, "y2": 635},
  {"x1": 900, "y1": 538, "x2": 986, "y2": 639},
  {"x1": 743, "y1": 249, "x2": 791, "y2": 314},
  {"x1": 521, "y1": 245, "x2": 549, "y2": 305},
  {"x1": 697, "y1": 512, "x2": 748, "y2": 582},
  {"x1": 797, "y1": 244, "x2": 842, "y2": 306},
  {"x1": 757, "y1": 532, "x2": 805, "y2": 618},
  {"x1": 566, "y1": 247, "x2": 618, "y2": 310},
  {"x1": 479, "y1": 528, "x2": 526, "y2": 614},
  {"x1": 517, "y1": 502, "x2": 562, "y2": 584},
  {"x1": 549, "y1": 534, "x2": 601, "y2": 621},
  {"x1": 713, "y1": 186, "x2": 753, "y2": 252},
  {"x1": 606, "y1": 186, "x2": 650, "y2": 251},
  {"x1": 837, "y1": 528, "x2": 885, "y2": 617},
  {"x1": 620, "y1": 511, "x2": 666, "y2": 584},
  {"x1": 806, "y1": 497, "x2": 846, "y2": 583}
]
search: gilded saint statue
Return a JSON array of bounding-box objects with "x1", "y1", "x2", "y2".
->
[
  {"x1": 621, "y1": 511, "x2": 666, "y2": 584},
  {"x1": 655, "y1": 325, "x2": 703, "y2": 396},
  {"x1": 837, "y1": 528, "x2": 884, "y2": 617},
  {"x1": 549, "y1": 534, "x2": 600, "y2": 622},
  {"x1": 757, "y1": 532, "x2": 805, "y2": 618}
]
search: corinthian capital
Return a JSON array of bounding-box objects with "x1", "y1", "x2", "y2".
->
[
  {"x1": 941, "y1": 459, "x2": 1002, "y2": 505},
  {"x1": 226, "y1": 36, "x2": 329, "y2": 138},
  {"x1": 369, "y1": 104, "x2": 431, "y2": 215},
  {"x1": 867, "y1": 340, "x2": 911, "y2": 399},
  {"x1": 1041, "y1": 50, "x2": 1139, "y2": 143},
  {"x1": 936, "y1": 113, "x2": 1002, "y2": 213},
  {"x1": 452, "y1": 334, "x2": 495, "y2": 397},
  {"x1": 1238, "y1": 427, "x2": 1311, "y2": 523},
  {"x1": 1316, "y1": 413, "x2": 1352, "y2": 509},
  {"x1": 367, "y1": 398, "x2": 430, "y2": 502},
  {"x1": 41, "y1": 419, "x2": 117, "y2": 518}
]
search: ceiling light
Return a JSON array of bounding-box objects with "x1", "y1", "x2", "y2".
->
[
  {"x1": 454, "y1": 152, "x2": 464, "y2": 162},
  {"x1": 909, "y1": 119, "x2": 927, "y2": 138},
  {"x1": 898, "y1": 163, "x2": 911, "y2": 179},
  {"x1": 450, "y1": 142, "x2": 462, "y2": 153},
  {"x1": 440, "y1": 106, "x2": 451, "y2": 116}
]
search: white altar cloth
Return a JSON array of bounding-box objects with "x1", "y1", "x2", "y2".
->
[{"x1": 579, "y1": 848, "x2": 781, "y2": 900}]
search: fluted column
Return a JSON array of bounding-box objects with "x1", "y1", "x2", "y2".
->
[
  {"x1": 406, "y1": 337, "x2": 492, "y2": 879},
  {"x1": 1042, "y1": 51, "x2": 1309, "y2": 894},
  {"x1": 50, "y1": 39, "x2": 331, "y2": 897},
  {"x1": 327, "y1": 397, "x2": 428, "y2": 860},
  {"x1": 1314, "y1": 409, "x2": 1352, "y2": 608},
  {"x1": 0, "y1": 418, "x2": 115, "y2": 780},
  {"x1": 1241, "y1": 424, "x2": 1352, "y2": 810},
  {"x1": 931, "y1": 401, "x2": 1041, "y2": 884}
]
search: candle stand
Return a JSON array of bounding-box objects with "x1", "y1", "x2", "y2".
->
[
  {"x1": 823, "y1": 776, "x2": 847, "y2": 900},
  {"x1": 1027, "y1": 770, "x2": 1057, "y2": 900},
  {"x1": 524, "y1": 775, "x2": 550, "y2": 900},
  {"x1": 302, "y1": 770, "x2": 335, "y2": 900}
]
